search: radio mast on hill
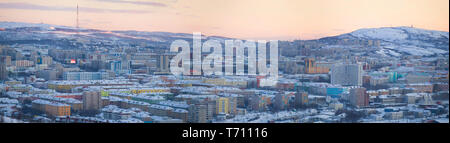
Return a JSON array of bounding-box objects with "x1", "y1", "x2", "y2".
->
[
  {"x1": 76, "y1": 4, "x2": 79, "y2": 29},
  {"x1": 75, "y1": 3, "x2": 82, "y2": 48}
]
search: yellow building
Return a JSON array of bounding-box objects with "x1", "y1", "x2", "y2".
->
[
  {"x1": 67, "y1": 102, "x2": 82, "y2": 112},
  {"x1": 216, "y1": 97, "x2": 229, "y2": 114},
  {"x1": 48, "y1": 84, "x2": 77, "y2": 93},
  {"x1": 304, "y1": 58, "x2": 330, "y2": 74},
  {"x1": 130, "y1": 88, "x2": 169, "y2": 94},
  {"x1": 5, "y1": 81, "x2": 21, "y2": 85},
  {"x1": 46, "y1": 104, "x2": 71, "y2": 117},
  {"x1": 203, "y1": 78, "x2": 247, "y2": 87},
  {"x1": 32, "y1": 99, "x2": 71, "y2": 117}
]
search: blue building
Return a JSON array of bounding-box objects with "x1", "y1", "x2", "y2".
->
[
  {"x1": 110, "y1": 61, "x2": 122, "y2": 74},
  {"x1": 388, "y1": 72, "x2": 398, "y2": 83},
  {"x1": 63, "y1": 72, "x2": 109, "y2": 80},
  {"x1": 326, "y1": 87, "x2": 344, "y2": 98}
]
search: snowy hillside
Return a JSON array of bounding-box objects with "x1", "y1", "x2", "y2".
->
[
  {"x1": 0, "y1": 21, "x2": 448, "y2": 57},
  {"x1": 0, "y1": 21, "x2": 232, "y2": 45},
  {"x1": 350, "y1": 26, "x2": 448, "y2": 42},
  {"x1": 321, "y1": 26, "x2": 449, "y2": 57}
]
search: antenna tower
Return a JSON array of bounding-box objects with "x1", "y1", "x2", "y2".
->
[{"x1": 76, "y1": 4, "x2": 79, "y2": 29}]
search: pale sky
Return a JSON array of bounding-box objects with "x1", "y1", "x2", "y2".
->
[{"x1": 0, "y1": 0, "x2": 448, "y2": 40}]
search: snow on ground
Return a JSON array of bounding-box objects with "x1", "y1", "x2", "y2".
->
[
  {"x1": 0, "y1": 115, "x2": 23, "y2": 123},
  {"x1": 216, "y1": 110, "x2": 311, "y2": 123},
  {"x1": 0, "y1": 21, "x2": 74, "y2": 30},
  {"x1": 424, "y1": 47, "x2": 448, "y2": 54},
  {"x1": 350, "y1": 26, "x2": 449, "y2": 41},
  {"x1": 434, "y1": 118, "x2": 449, "y2": 123},
  {"x1": 351, "y1": 27, "x2": 408, "y2": 42},
  {"x1": 387, "y1": 49, "x2": 401, "y2": 57},
  {"x1": 349, "y1": 26, "x2": 448, "y2": 56},
  {"x1": 384, "y1": 45, "x2": 446, "y2": 56},
  {"x1": 376, "y1": 48, "x2": 402, "y2": 57},
  {"x1": 397, "y1": 26, "x2": 449, "y2": 39},
  {"x1": 376, "y1": 49, "x2": 388, "y2": 57}
]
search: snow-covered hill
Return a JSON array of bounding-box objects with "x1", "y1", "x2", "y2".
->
[
  {"x1": 350, "y1": 26, "x2": 448, "y2": 41},
  {"x1": 0, "y1": 21, "x2": 72, "y2": 29},
  {"x1": 320, "y1": 26, "x2": 449, "y2": 56},
  {"x1": 0, "y1": 21, "x2": 232, "y2": 46},
  {"x1": 1, "y1": 21, "x2": 448, "y2": 57}
]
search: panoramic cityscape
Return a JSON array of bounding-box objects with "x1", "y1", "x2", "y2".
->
[{"x1": 0, "y1": 0, "x2": 448, "y2": 123}]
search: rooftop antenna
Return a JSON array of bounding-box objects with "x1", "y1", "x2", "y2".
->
[{"x1": 76, "y1": 4, "x2": 79, "y2": 30}]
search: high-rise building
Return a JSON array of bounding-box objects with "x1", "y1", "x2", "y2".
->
[
  {"x1": 82, "y1": 91, "x2": 102, "y2": 111},
  {"x1": 121, "y1": 54, "x2": 131, "y2": 70},
  {"x1": 304, "y1": 58, "x2": 330, "y2": 74},
  {"x1": 0, "y1": 56, "x2": 7, "y2": 81},
  {"x1": 250, "y1": 95, "x2": 271, "y2": 111},
  {"x1": 110, "y1": 61, "x2": 122, "y2": 74},
  {"x1": 274, "y1": 94, "x2": 290, "y2": 111},
  {"x1": 215, "y1": 97, "x2": 237, "y2": 115},
  {"x1": 388, "y1": 72, "x2": 399, "y2": 83},
  {"x1": 156, "y1": 53, "x2": 175, "y2": 73},
  {"x1": 349, "y1": 87, "x2": 368, "y2": 107},
  {"x1": 216, "y1": 97, "x2": 229, "y2": 114},
  {"x1": 41, "y1": 56, "x2": 53, "y2": 65},
  {"x1": 158, "y1": 54, "x2": 170, "y2": 72},
  {"x1": 36, "y1": 56, "x2": 52, "y2": 65},
  {"x1": 228, "y1": 97, "x2": 237, "y2": 115},
  {"x1": 295, "y1": 92, "x2": 308, "y2": 108},
  {"x1": 188, "y1": 99, "x2": 215, "y2": 123},
  {"x1": 4, "y1": 56, "x2": 11, "y2": 66},
  {"x1": 331, "y1": 63, "x2": 363, "y2": 86},
  {"x1": 205, "y1": 100, "x2": 215, "y2": 121},
  {"x1": 188, "y1": 104, "x2": 207, "y2": 123}
]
